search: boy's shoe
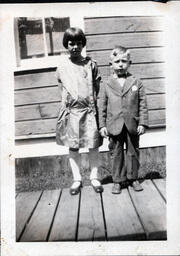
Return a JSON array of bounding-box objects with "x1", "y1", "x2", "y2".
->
[
  {"x1": 70, "y1": 181, "x2": 82, "y2": 195},
  {"x1": 132, "y1": 180, "x2": 143, "y2": 192},
  {"x1": 112, "y1": 183, "x2": 121, "y2": 194}
]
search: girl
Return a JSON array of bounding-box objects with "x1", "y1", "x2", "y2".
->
[{"x1": 56, "y1": 27, "x2": 103, "y2": 195}]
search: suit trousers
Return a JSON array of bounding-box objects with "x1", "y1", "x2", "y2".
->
[{"x1": 109, "y1": 125, "x2": 140, "y2": 183}]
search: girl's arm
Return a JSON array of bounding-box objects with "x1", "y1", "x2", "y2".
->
[
  {"x1": 56, "y1": 66, "x2": 68, "y2": 108},
  {"x1": 98, "y1": 83, "x2": 108, "y2": 129},
  {"x1": 57, "y1": 82, "x2": 67, "y2": 108}
]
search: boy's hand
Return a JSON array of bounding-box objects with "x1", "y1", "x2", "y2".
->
[
  {"x1": 137, "y1": 125, "x2": 146, "y2": 135},
  {"x1": 100, "y1": 127, "x2": 108, "y2": 138}
]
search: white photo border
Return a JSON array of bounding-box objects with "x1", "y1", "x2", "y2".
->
[{"x1": 1, "y1": 1, "x2": 180, "y2": 255}]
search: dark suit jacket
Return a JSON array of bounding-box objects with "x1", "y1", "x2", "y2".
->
[{"x1": 98, "y1": 73, "x2": 149, "y2": 136}]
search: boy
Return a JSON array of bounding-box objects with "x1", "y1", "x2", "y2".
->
[{"x1": 99, "y1": 46, "x2": 148, "y2": 194}]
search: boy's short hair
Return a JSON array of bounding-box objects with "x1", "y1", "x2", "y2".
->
[
  {"x1": 63, "y1": 27, "x2": 86, "y2": 49},
  {"x1": 110, "y1": 46, "x2": 131, "y2": 61}
]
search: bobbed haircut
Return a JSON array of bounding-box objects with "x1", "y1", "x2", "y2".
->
[
  {"x1": 110, "y1": 45, "x2": 131, "y2": 61},
  {"x1": 63, "y1": 27, "x2": 86, "y2": 49}
]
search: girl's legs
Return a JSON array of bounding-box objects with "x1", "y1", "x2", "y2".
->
[
  {"x1": 69, "y1": 149, "x2": 82, "y2": 190},
  {"x1": 89, "y1": 148, "x2": 103, "y2": 191}
]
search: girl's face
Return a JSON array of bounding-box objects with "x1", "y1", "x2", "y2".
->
[{"x1": 67, "y1": 40, "x2": 83, "y2": 59}]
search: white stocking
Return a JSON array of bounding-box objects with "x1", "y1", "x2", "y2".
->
[{"x1": 69, "y1": 150, "x2": 82, "y2": 182}]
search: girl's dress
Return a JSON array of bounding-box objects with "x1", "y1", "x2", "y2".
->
[{"x1": 56, "y1": 54, "x2": 103, "y2": 149}]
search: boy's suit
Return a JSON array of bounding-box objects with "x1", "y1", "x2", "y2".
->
[{"x1": 99, "y1": 73, "x2": 148, "y2": 183}]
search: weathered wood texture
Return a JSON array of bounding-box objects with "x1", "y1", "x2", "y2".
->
[
  {"x1": 14, "y1": 16, "x2": 165, "y2": 137},
  {"x1": 20, "y1": 190, "x2": 60, "y2": 242},
  {"x1": 128, "y1": 179, "x2": 166, "y2": 239},
  {"x1": 152, "y1": 178, "x2": 166, "y2": 201},
  {"x1": 85, "y1": 15, "x2": 165, "y2": 133},
  {"x1": 102, "y1": 185, "x2": 145, "y2": 240},
  {"x1": 78, "y1": 186, "x2": 105, "y2": 241},
  {"x1": 15, "y1": 146, "x2": 166, "y2": 193},
  {"x1": 16, "y1": 191, "x2": 42, "y2": 240},
  {"x1": 16, "y1": 178, "x2": 166, "y2": 242},
  {"x1": 85, "y1": 16, "x2": 163, "y2": 34},
  {"x1": 49, "y1": 188, "x2": 79, "y2": 241}
]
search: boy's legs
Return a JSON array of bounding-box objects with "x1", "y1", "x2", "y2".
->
[
  {"x1": 110, "y1": 126, "x2": 127, "y2": 193},
  {"x1": 126, "y1": 131, "x2": 143, "y2": 191}
]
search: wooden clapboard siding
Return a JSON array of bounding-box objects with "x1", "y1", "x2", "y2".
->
[
  {"x1": 15, "y1": 106, "x2": 165, "y2": 136},
  {"x1": 15, "y1": 92, "x2": 164, "y2": 122},
  {"x1": 85, "y1": 16, "x2": 163, "y2": 34},
  {"x1": 14, "y1": 16, "x2": 165, "y2": 138},
  {"x1": 85, "y1": 15, "x2": 165, "y2": 134},
  {"x1": 14, "y1": 69, "x2": 57, "y2": 90},
  {"x1": 15, "y1": 118, "x2": 57, "y2": 136},
  {"x1": 142, "y1": 79, "x2": 165, "y2": 95},
  {"x1": 15, "y1": 102, "x2": 60, "y2": 121},
  {"x1": 86, "y1": 32, "x2": 163, "y2": 51},
  {"x1": 15, "y1": 86, "x2": 60, "y2": 106},
  {"x1": 99, "y1": 63, "x2": 165, "y2": 80},
  {"x1": 88, "y1": 47, "x2": 164, "y2": 66},
  {"x1": 148, "y1": 110, "x2": 165, "y2": 127},
  {"x1": 147, "y1": 94, "x2": 165, "y2": 110}
]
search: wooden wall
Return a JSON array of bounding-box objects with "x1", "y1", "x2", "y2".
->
[
  {"x1": 85, "y1": 16, "x2": 165, "y2": 128},
  {"x1": 14, "y1": 16, "x2": 165, "y2": 138},
  {"x1": 14, "y1": 68, "x2": 59, "y2": 137}
]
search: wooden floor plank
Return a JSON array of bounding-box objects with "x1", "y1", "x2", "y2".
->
[
  {"x1": 49, "y1": 188, "x2": 79, "y2": 241},
  {"x1": 16, "y1": 191, "x2": 42, "y2": 241},
  {"x1": 102, "y1": 184, "x2": 145, "y2": 241},
  {"x1": 152, "y1": 178, "x2": 166, "y2": 201},
  {"x1": 78, "y1": 186, "x2": 105, "y2": 241},
  {"x1": 20, "y1": 190, "x2": 60, "y2": 242},
  {"x1": 129, "y1": 179, "x2": 166, "y2": 240}
]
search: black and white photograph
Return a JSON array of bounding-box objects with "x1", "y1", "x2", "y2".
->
[{"x1": 1, "y1": 1, "x2": 180, "y2": 256}]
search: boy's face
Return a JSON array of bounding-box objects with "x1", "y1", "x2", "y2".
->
[
  {"x1": 111, "y1": 53, "x2": 131, "y2": 76},
  {"x1": 67, "y1": 40, "x2": 83, "y2": 58}
]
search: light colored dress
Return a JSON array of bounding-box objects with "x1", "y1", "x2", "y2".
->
[{"x1": 55, "y1": 54, "x2": 103, "y2": 149}]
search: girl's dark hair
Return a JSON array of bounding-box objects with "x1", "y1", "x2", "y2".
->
[{"x1": 63, "y1": 27, "x2": 86, "y2": 49}]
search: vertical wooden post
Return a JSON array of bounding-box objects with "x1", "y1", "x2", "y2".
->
[
  {"x1": 14, "y1": 18, "x2": 21, "y2": 67},
  {"x1": 42, "y1": 17, "x2": 48, "y2": 57}
]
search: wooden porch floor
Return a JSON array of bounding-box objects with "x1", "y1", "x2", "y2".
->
[{"x1": 16, "y1": 178, "x2": 166, "y2": 242}]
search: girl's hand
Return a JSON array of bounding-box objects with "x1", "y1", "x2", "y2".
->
[
  {"x1": 137, "y1": 125, "x2": 146, "y2": 135},
  {"x1": 100, "y1": 127, "x2": 108, "y2": 138}
]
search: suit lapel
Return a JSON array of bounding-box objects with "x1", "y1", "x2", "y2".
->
[
  {"x1": 121, "y1": 74, "x2": 135, "y2": 96},
  {"x1": 108, "y1": 76, "x2": 123, "y2": 96}
]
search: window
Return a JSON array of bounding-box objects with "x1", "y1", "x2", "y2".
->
[{"x1": 15, "y1": 17, "x2": 70, "y2": 66}]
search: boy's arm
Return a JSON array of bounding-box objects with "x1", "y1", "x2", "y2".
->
[{"x1": 138, "y1": 81, "x2": 149, "y2": 130}]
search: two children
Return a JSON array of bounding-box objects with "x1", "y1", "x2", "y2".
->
[{"x1": 56, "y1": 27, "x2": 148, "y2": 195}]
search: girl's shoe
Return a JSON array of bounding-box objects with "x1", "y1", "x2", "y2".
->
[
  {"x1": 70, "y1": 181, "x2": 82, "y2": 195},
  {"x1": 91, "y1": 179, "x2": 104, "y2": 193}
]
